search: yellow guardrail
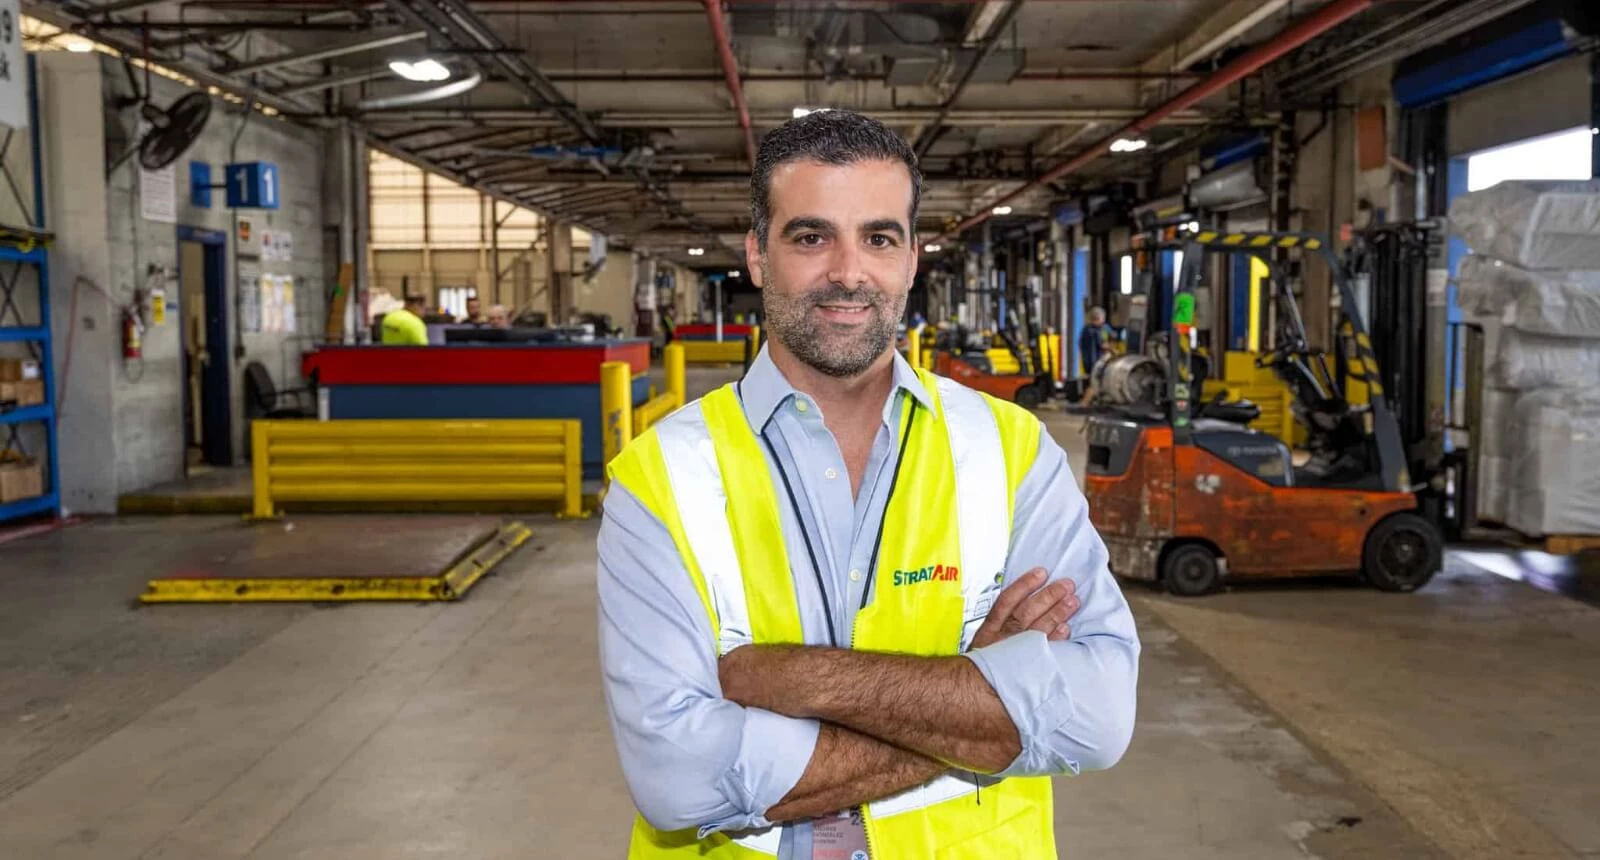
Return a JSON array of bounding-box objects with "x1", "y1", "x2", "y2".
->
[
  {"x1": 601, "y1": 342, "x2": 688, "y2": 466},
  {"x1": 250, "y1": 418, "x2": 584, "y2": 519},
  {"x1": 680, "y1": 326, "x2": 760, "y2": 365}
]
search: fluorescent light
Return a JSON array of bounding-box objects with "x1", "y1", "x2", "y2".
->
[
  {"x1": 991, "y1": 206, "x2": 1012, "y2": 215},
  {"x1": 389, "y1": 59, "x2": 451, "y2": 82},
  {"x1": 687, "y1": 247, "x2": 705, "y2": 256},
  {"x1": 728, "y1": 270, "x2": 741, "y2": 278},
  {"x1": 1110, "y1": 138, "x2": 1148, "y2": 154},
  {"x1": 792, "y1": 107, "x2": 830, "y2": 118},
  {"x1": 66, "y1": 41, "x2": 95, "y2": 53},
  {"x1": 1185, "y1": 221, "x2": 1201, "y2": 233},
  {"x1": 923, "y1": 243, "x2": 942, "y2": 253}
]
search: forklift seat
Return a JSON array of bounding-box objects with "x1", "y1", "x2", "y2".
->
[{"x1": 1197, "y1": 399, "x2": 1261, "y2": 425}]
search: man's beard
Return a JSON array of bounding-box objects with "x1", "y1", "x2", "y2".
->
[{"x1": 760, "y1": 261, "x2": 907, "y2": 379}]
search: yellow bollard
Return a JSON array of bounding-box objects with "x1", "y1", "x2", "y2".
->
[
  {"x1": 600, "y1": 360, "x2": 634, "y2": 466},
  {"x1": 251, "y1": 421, "x2": 276, "y2": 519},
  {"x1": 908, "y1": 325, "x2": 922, "y2": 370},
  {"x1": 747, "y1": 325, "x2": 762, "y2": 364},
  {"x1": 664, "y1": 342, "x2": 686, "y2": 408}
]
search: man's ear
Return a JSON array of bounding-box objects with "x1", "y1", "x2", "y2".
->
[{"x1": 745, "y1": 231, "x2": 764, "y2": 288}]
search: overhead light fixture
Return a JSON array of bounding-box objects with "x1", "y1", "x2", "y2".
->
[
  {"x1": 66, "y1": 40, "x2": 95, "y2": 53},
  {"x1": 792, "y1": 107, "x2": 830, "y2": 119},
  {"x1": 1110, "y1": 138, "x2": 1149, "y2": 154},
  {"x1": 687, "y1": 247, "x2": 705, "y2": 256},
  {"x1": 1184, "y1": 221, "x2": 1201, "y2": 233},
  {"x1": 991, "y1": 205, "x2": 1012, "y2": 216},
  {"x1": 924, "y1": 243, "x2": 942, "y2": 253},
  {"x1": 389, "y1": 59, "x2": 451, "y2": 83},
  {"x1": 728, "y1": 270, "x2": 742, "y2": 278}
]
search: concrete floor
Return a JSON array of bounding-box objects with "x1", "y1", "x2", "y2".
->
[{"x1": 0, "y1": 386, "x2": 1596, "y2": 859}]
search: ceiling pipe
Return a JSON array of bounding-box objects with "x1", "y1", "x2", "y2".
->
[
  {"x1": 703, "y1": 0, "x2": 756, "y2": 168},
  {"x1": 937, "y1": 0, "x2": 1376, "y2": 242},
  {"x1": 913, "y1": 0, "x2": 1026, "y2": 159},
  {"x1": 231, "y1": 30, "x2": 425, "y2": 75},
  {"x1": 1171, "y1": 0, "x2": 1294, "y2": 71}
]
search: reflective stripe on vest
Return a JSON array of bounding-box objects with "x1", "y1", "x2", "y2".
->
[{"x1": 607, "y1": 368, "x2": 1053, "y2": 860}]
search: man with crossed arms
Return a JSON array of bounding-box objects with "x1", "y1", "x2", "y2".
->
[{"x1": 599, "y1": 110, "x2": 1140, "y2": 859}]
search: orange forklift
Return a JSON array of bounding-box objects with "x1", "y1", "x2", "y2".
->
[
  {"x1": 931, "y1": 323, "x2": 1057, "y2": 409},
  {"x1": 1083, "y1": 229, "x2": 1447, "y2": 596}
]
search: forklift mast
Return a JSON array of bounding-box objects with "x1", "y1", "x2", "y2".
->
[{"x1": 1155, "y1": 229, "x2": 1412, "y2": 494}]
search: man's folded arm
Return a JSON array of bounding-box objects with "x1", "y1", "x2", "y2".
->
[
  {"x1": 717, "y1": 428, "x2": 1140, "y2": 779},
  {"x1": 598, "y1": 486, "x2": 949, "y2": 834},
  {"x1": 964, "y1": 426, "x2": 1140, "y2": 778}
]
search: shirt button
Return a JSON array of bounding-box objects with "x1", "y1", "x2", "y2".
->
[
  {"x1": 794, "y1": 399, "x2": 809, "y2": 413},
  {"x1": 849, "y1": 569, "x2": 861, "y2": 582},
  {"x1": 825, "y1": 468, "x2": 838, "y2": 480}
]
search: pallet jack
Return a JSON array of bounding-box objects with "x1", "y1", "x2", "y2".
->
[{"x1": 1084, "y1": 229, "x2": 1446, "y2": 596}]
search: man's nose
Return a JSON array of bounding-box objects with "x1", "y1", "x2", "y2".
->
[{"x1": 827, "y1": 241, "x2": 869, "y2": 290}]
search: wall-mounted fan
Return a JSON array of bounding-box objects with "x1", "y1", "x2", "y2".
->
[
  {"x1": 107, "y1": 59, "x2": 212, "y2": 175},
  {"x1": 136, "y1": 92, "x2": 211, "y2": 171}
]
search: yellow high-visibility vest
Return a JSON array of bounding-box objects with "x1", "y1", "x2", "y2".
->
[{"x1": 606, "y1": 368, "x2": 1056, "y2": 860}]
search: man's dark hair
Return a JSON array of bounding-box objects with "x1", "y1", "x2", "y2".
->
[
  {"x1": 749, "y1": 110, "x2": 922, "y2": 252},
  {"x1": 404, "y1": 294, "x2": 427, "y2": 306}
]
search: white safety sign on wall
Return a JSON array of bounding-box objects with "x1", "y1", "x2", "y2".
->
[{"x1": 0, "y1": 0, "x2": 26, "y2": 130}]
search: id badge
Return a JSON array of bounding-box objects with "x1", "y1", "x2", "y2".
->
[{"x1": 811, "y1": 807, "x2": 869, "y2": 860}]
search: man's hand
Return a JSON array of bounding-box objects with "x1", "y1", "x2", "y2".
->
[{"x1": 968, "y1": 568, "x2": 1079, "y2": 651}]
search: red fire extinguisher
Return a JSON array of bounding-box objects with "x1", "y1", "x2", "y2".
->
[{"x1": 122, "y1": 308, "x2": 143, "y2": 360}]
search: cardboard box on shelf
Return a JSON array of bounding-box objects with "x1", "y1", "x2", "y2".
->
[
  {"x1": 0, "y1": 358, "x2": 41, "y2": 381},
  {"x1": 0, "y1": 379, "x2": 45, "y2": 407},
  {"x1": 0, "y1": 455, "x2": 43, "y2": 504}
]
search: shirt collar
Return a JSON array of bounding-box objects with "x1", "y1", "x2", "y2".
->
[{"x1": 739, "y1": 343, "x2": 935, "y2": 432}]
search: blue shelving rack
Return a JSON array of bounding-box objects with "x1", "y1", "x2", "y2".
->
[{"x1": 0, "y1": 57, "x2": 61, "y2": 525}]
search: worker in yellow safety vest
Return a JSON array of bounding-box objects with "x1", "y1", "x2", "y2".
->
[
  {"x1": 380, "y1": 294, "x2": 429, "y2": 345},
  {"x1": 599, "y1": 109, "x2": 1141, "y2": 860}
]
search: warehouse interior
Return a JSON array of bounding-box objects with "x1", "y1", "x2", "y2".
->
[{"x1": 0, "y1": 0, "x2": 1598, "y2": 857}]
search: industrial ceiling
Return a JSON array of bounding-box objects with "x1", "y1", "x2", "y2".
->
[{"x1": 23, "y1": 0, "x2": 1539, "y2": 265}]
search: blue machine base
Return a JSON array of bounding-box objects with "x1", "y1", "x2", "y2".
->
[{"x1": 326, "y1": 381, "x2": 651, "y2": 479}]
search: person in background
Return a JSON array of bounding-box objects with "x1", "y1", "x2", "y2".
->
[
  {"x1": 1078, "y1": 306, "x2": 1115, "y2": 375},
  {"x1": 380, "y1": 294, "x2": 430, "y2": 345},
  {"x1": 487, "y1": 305, "x2": 512, "y2": 329},
  {"x1": 461, "y1": 296, "x2": 486, "y2": 325}
]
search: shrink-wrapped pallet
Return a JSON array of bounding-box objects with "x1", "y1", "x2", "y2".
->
[
  {"x1": 1504, "y1": 390, "x2": 1600, "y2": 536},
  {"x1": 1493, "y1": 328, "x2": 1600, "y2": 390},
  {"x1": 1457, "y1": 256, "x2": 1600, "y2": 339},
  {"x1": 1449, "y1": 180, "x2": 1600, "y2": 270}
]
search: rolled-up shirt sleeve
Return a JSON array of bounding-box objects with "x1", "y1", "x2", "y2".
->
[
  {"x1": 597, "y1": 484, "x2": 819, "y2": 834},
  {"x1": 963, "y1": 423, "x2": 1141, "y2": 778}
]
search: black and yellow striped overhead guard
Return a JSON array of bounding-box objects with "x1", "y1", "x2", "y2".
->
[
  {"x1": 1193, "y1": 231, "x2": 1324, "y2": 250},
  {"x1": 139, "y1": 521, "x2": 533, "y2": 603}
]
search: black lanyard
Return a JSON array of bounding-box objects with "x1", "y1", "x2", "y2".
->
[{"x1": 737, "y1": 381, "x2": 918, "y2": 647}]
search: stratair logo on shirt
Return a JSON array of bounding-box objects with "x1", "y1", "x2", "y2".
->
[{"x1": 893, "y1": 563, "x2": 960, "y2": 586}]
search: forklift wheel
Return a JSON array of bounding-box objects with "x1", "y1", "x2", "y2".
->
[
  {"x1": 1014, "y1": 384, "x2": 1043, "y2": 410},
  {"x1": 1161, "y1": 543, "x2": 1221, "y2": 597},
  {"x1": 1362, "y1": 513, "x2": 1442, "y2": 593}
]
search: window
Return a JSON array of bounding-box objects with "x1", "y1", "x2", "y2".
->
[
  {"x1": 1467, "y1": 127, "x2": 1593, "y2": 192},
  {"x1": 369, "y1": 151, "x2": 426, "y2": 248},
  {"x1": 439, "y1": 286, "x2": 476, "y2": 320},
  {"x1": 1120, "y1": 255, "x2": 1134, "y2": 295}
]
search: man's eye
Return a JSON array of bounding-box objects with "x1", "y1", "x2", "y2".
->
[
  {"x1": 797, "y1": 233, "x2": 824, "y2": 246},
  {"x1": 869, "y1": 234, "x2": 896, "y2": 247}
]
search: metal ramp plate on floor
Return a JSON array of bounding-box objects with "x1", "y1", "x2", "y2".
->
[{"x1": 140, "y1": 517, "x2": 531, "y2": 603}]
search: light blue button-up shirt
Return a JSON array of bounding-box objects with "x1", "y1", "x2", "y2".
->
[{"x1": 597, "y1": 346, "x2": 1140, "y2": 858}]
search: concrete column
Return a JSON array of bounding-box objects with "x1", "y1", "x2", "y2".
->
[
  {"x1": 38, "y1": 54, "x2": 118, "y2": 513},
  {"x1": 546, "y1": 220, "x2": 573, "y2": 323}
]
